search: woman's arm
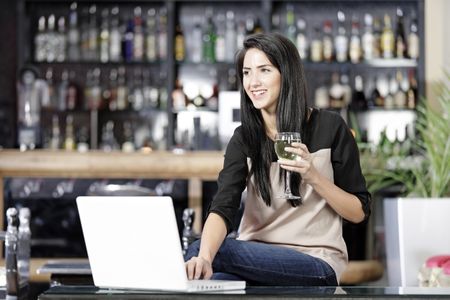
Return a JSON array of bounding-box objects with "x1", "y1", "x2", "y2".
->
[
  {"x1": 280, "y1": 142, "x2": 365, "y2": 223},
  {"x1": 185, "y1": 213, "x2": 228, "y2": 280}
]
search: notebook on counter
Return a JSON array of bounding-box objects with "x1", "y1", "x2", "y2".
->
[{"x1": 76, "y1": 196, "x2": 246, "y2": 293}]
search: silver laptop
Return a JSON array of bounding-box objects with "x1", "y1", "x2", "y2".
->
[{"x1": 76, "y1": 196, "x2": 246, "y2": 292}]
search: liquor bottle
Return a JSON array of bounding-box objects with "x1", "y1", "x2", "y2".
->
[
  {"x1": 406, "y1": 69, "x2": 417, "y2": 109},
  {"x1": 384, "y1": 73, "x2": 396, "y2": 109},
  {"x1": 215, "y1": 14, "x2": 226, "y2": 63},
  {"x1": 109, "y1": 6, "x2": 122, "y2": 62},
  {"x1": 408, "y1": 12, "x2": 420, "y2": 59},
  {"x1": 17, "y1": 207, "x2": 31, "y2": 288},
  {"x1": 45, "y1": 67, "x2": 56, "y2": 109},
  {"x1": 271, "y1": 13, "x2": 281, "y2": 33},
  {"x1": 100, "y1": 120, "x2": 119, "y2": 151},
  {"x1": 57, "y1": 70, "x2": 69, "y2": 111},
  {"x1": 66, "y1": 71, "x2": 79, "y2": 110},
  {"x1": 335, "y1": 11, "x2": 348, "y2": 62},
  {"x1": 121, "y1": 121, "x2": 135, "y2": 153},
  {"x1": 131, "y1": 68, "x2": 144, "y2": 111},
  {"x1": 285, "y1": 5, "x2": 296, "y2": 43},
  {"x1": 394, "y1": 70, "x2": 407, "y2": 108},
  {"x1": 350, "y1": 75, "x2": 367, "y2": 111},
  {"x1": 46, "y1": 14, "x2": 57, "y2": 62},
  {"x1": 87, "y1": 68, "x2": 102, "y2": 110},
  {"x1": 203, "y1": 9, "x2": 216, "y2": 63},
  {"x1": 116, "y1": 67, "x2": 128, "y2": 110},
  {"x1": 394, "y1": 8, "x2": 407, "y2": 58},
  {"x1": 133, "y1": 6, "x2": 144, "y2": 61},
  {"x1": 145, "y1": 8, "x2": 157, "y2": 62},
  {"x1": 35, "y1": 16, "x2": 47, "y2": 62},
  {"x1": 349, "y1": 15, "x2": 362, "y2": 64},
  {"x1": 372, "y1": 17, "x2": 382, "y2": 58},
  {"x1": 310, "y1": 26, "x2": 323, "y2": 62},
  {"x1": 236, "y1": 20, "x2": 246, "y2": 49},
  {"x1": 56, "y1": 16, "x2": 67, "y2": 62},
  {"x1": 141, "y1": 69, "x2": 152, "y2": 108},
  {"x1": 322, "y1": 20, "x2": 333, "y2": 62},
  {"x1": 314, "y1": 84, "x2": 329, "y2": 109},
  {"x1": 340, "y1": 73, "x2": 352, "y2": 107},
  {"x1": 17, "y1": 68, "x2": 42, "y2": 150},
  {"x1": 172, "y1": 79, "x2": 188, "y2": 111},
  {"x1": 67, "y1": 2, "x2": 80, "y2": 61},
  {"x1": 87, "y1": 5, "x2": 98, "y2": 61},
  {"x1": 123, "y1": 19, "x2": 134, "y2": 62},
  {"x1": 329, "y1": 72, "x2": 344, "y2": 109},
  {"x1": 362, "y1": 14, "x2": 374, "y2": 60},
  {"x1": 79, "y1": 6, "x2": 90, "y2": 61},
  {"x1": 50, "y1": 115, "x2": 61, "y2": 149},
  {"x1": 191, "y1": 18, "x2": 203, "y2": 63},
  {"x1": 158, "y1": 8, "x2": 168, "y2": 61},
  {"x1": 370, "y1": 75, "x2": 383, "y2": 107},
  {"x1": 99, "y1": 8, "x2": 110, "y2": 63},
  {"x1": 296, "y1": 18, "x2": 308, "y2": 60},
  {"x1": 64, "y1": 114, "x2": 76, "y2": 150},
  {"x1": 107, "y1": 69, "x2": 118, "y2": 111},
  {"x1": 380, "y1": 14, "x2": 394, "y2": 59},
  {"x1": 225, "y1": 11, "x2": 237, "y2": 63},
  {"x1": 76, "y1": 126, "x2": 89, "y2": 152},
  {"x1": 158, "y1": 71, "x2": 168, "y2": 110},
  {"x1": 174, "y1": 24, "x2": 185, "y2": 62},
  {"x1": 5, "y1": 208, "x2": 19, "y2": 297},
  {"x1": 253, "y1": 17, "x2": 263, "y2": 34}
]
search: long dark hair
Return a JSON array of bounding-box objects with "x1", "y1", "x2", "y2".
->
[{"x1": 236, "y1": 32, "x2": 308, "y2": 206}]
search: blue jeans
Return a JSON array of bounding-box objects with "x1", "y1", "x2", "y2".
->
[{"x1": 184, "y1": 238, "x2": 338, "y2": 286}]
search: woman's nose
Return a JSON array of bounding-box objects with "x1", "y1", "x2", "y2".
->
[{"x1": 249, "y1": 74, "x2": 261, "y2": 87}]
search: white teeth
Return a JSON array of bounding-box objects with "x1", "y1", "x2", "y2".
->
[{"x1": 252, "y1": 90, "x2": 266, "y2": 96}]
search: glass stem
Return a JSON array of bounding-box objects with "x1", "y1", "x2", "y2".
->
[{"x1": 285, "y1": 171, "x2": 292, "y2": 195}]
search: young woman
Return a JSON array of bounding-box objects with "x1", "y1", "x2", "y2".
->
[{"x1": 185, "y1": 33, "x2": 371, "y2": 286}]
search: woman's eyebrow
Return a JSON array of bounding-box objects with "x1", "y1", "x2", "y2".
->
[{"x1": 243, "y1": 64, "x2": 273, "y2": 69}]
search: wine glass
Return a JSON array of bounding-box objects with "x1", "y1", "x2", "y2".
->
[{"x1": 274, "y1": 132, "x2": 302, "y2": 206}]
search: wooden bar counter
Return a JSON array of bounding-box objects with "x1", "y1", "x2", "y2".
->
[{"x1": 0, "y1": 149, "x2": 225, "y2": 235}]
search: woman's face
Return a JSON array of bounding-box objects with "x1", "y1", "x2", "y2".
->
[{"x1": 242, "y1": 48, "x2": 281, "y2": 114}]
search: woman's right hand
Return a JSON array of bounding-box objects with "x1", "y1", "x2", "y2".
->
[{"x1": 185, "y1": 256, "x2": 213, "y2": 280}]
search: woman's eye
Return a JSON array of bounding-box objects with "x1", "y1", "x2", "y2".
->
[
  {"x1": 243, "y1": 70, "x2": 249, "y2": 76},
  {"x1": 261, "y1": 68, "x2": 270, "y2": 73}
]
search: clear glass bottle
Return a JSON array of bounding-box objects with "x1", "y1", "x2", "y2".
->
[
  {"x1": 35, "y1": 16, "x2": 47, "y2": 62},
  {"x1": 64, "y1": 114, "x2": 76, "y2": 150},
  {"x1": 5, "y1": 208, "x2": 19, "y2": 297},
  {"x1": 87, "y1": 5, "x2": 98, "y2": 61},
  {"x1": 145, "y1": 8, "x2": 158, "y2": 62},
  {"x1": 322, "y1": 20, "x2": 333, "y2": 62},
  {"x1": 46, "y1": 14, "x2": 57, "y2": 62},
  {"x1": 225, "y1": 11, "x2": 236, "y2": 63},
  {"x1": 109, "y1": 6, "x2": 122, "y2": 62},
  {"x1": 394, "y1": 8, "x2": 407, "y2": 58},
  {"x1": 310, "y1": 26, "x2": 323, "y2": 62},
  {"x1": 17, "y1": 207, "x2": 31, "y2": 288},
  {"x1": 99, "y1": 8, "x2": 110, "y2": 63},
  {"x1": 381, "y1": 14, "x2": 394, "y2": 59},
  {"x1": 408, "y1": 12, "x2": 420, "y2": 59},
  {"x1": 334, "y1": 11, "x2": 348, "y2": 63},
  {"x1": 296, "y1": 18, "x2": 308, "y2": 60},
  {"x1": 349, "y1": 15, "x2": 362, "y2": 64},
  {"x1": 285, "y1": 5, "x2": 296, "y2": 43},
  {"x1": 133, "y1": 6, "x2": 144, "y2": 61},
  {"x1": 67, "y1": 2, "x2": 80, "y2": 61},
  {"x1": 362, "y1": 14, "x2": 374, "y2": 60},
  {"x1": 56, "y1": 16, "x2": 67, "y2": 62},
  {"x1": 158, "y1": 8, "x2": 168, "y2": 60}
]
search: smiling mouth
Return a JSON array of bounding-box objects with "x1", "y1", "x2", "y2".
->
[{"x1": 252, "y1": 90, "x2": 267, "y2": 96}]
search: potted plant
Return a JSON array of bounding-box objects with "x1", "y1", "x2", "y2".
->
[{"x1": 360, "y1": 74, "x2": 450, "y2": 287}]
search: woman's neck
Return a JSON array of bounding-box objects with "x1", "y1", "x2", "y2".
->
[{"x1": 261, "y1": 110, "x2": 277, "y2": 140}]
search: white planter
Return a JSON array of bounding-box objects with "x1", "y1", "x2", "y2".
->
[{"x1": 384, "y1": 198, "x2": 450, "y2": 287}]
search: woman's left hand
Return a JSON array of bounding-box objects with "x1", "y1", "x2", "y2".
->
[{"x1": 278, "y1": 142, "x2": 319, "y2": 184}]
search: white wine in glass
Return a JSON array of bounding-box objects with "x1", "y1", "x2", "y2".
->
[{"x1": 274, "y1": 132, "x2": 302, "y2": 206}]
